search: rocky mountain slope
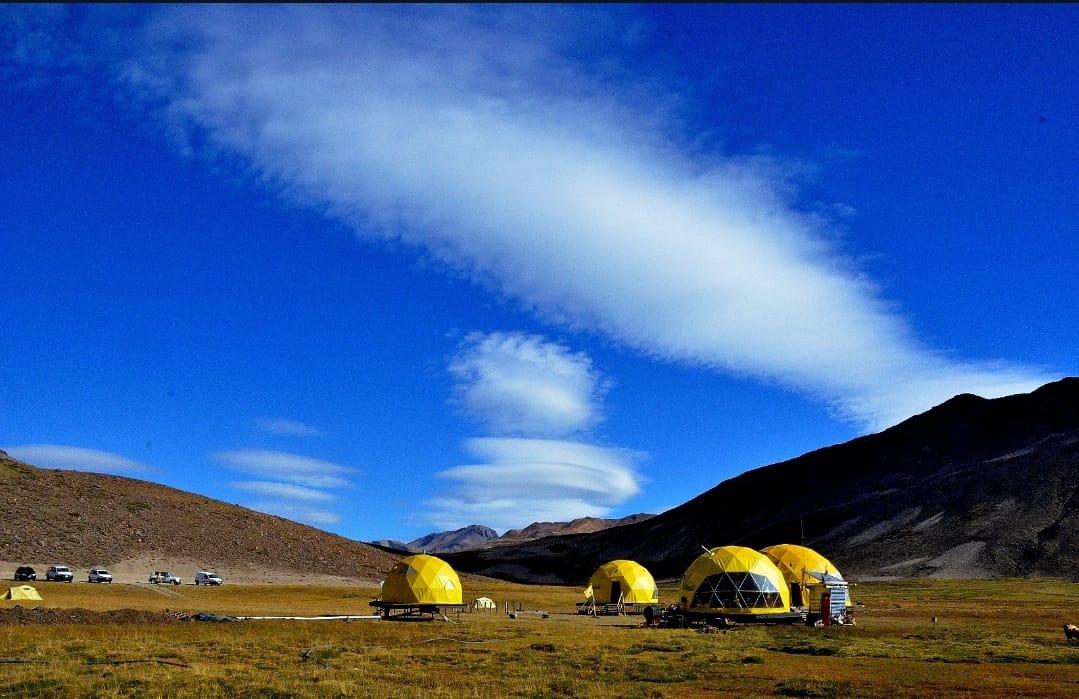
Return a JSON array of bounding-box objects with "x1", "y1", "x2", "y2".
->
[
  {"x1": 498, "y1": 514, "x2": 654, "y2": 542},
  {"x1": 403, "y1": 524, "x2": 500, "y2": 553},
  {"x1": 0, "y1": 454, "x2": 399, "y2": 584},
  {"x1": 446, "y1": 378, "x2": 1079, "y2": 584}
]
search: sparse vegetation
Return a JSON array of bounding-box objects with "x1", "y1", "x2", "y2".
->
[{"x1": 1, "y1": 578, "x2": 1078, "y2": 697}]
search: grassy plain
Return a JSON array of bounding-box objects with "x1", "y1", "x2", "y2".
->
[{"x1": 2, "y1": 577, "x2": 1078, "y2": 698}]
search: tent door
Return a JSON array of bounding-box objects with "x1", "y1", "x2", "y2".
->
[
  {"x1": 790, "y1": 582, "x2": 803, "y2": 606},
  {"x1": 610, "y1": 581, "x2": 621, "y2": 603}
]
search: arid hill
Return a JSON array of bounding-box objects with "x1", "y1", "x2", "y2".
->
[
  {"x1": 0, "y1": 454, "x2": 398, "y2": 584},
  {"x1": 446, "y1": 378, "x2": 1079, "y2": 584}
]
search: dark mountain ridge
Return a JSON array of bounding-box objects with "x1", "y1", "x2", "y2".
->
[{"x1": 446, "y1": 377, "x2": 1079, "y2": 584}]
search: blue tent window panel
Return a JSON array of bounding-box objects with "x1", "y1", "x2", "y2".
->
[{"x1": 691, "y1": 572, "x2": 784, "y2": 609}]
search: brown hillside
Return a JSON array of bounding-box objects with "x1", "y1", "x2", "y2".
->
[{"x1": 0, "y1": 453, "x2": 399, "y2": 584}]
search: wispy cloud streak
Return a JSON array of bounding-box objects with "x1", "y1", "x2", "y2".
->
[
  {"x1": 213, "y1": 449, "x2": 355, "y2": 526},
  {"x1": 101, "y1": 5, "x2": 1052, "y2": 430},
  {"x1": 433, "y1": 438, "x2": 645, "y2": 533},
  {"x1": 3, "y1": 444, "x2": 152, "y2": 474},
  {"x1": 8, "y1": 5, "x2": 1052, "y2": 429},
  {"x1": 212, "y1": 449, "x2": 355, "y2": 489},
  {"x1": 254, "y1": 417, "x2": 322, "y2": 438}
]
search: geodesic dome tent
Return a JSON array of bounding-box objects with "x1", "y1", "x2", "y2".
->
[
  {"x1": 762, "y1": 544, "x2": 851, "y2": 616},
  {"x1": 378, "y1": 554, "x2": 463, "y2": 606},
  {"x1": 587, "y1": 560, "x2": 659, "y2": 605},
  {"x1": 678, "y1": 546, "x2": 792, "y2": 619}
]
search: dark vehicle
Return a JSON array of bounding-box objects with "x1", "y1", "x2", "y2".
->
[{"x1": 14, "y1": 566, "x2": 36, "y2": 581}]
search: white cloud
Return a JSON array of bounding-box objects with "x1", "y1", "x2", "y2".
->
[
  {"x1": 243, "y1": 501, "x2": 341, "y2": 526},
  {"x1": 229, "y1": 480, "x2": 336, "y2": 503},
  {"x1": 4, "y1": 444, "x2": 152, "y2": 474},
  {"x1": 214, "y1": 450, "x2": 354, "y2": 528},
  {"x1": 212, "y1": 449, "x2": 355, "y2": 489},
  {"x1": 254, "y1": 417, "x2": 322, "y2": 437},
  {"x1": 449, "y1": 331, "x2": 609, "y2": 436},
  {"x1": 430, "y1": 437, "x2": 644, "y2": 532},
  {"x1": 45, "y1": 5, "x2": 1054, "y2": 429}
]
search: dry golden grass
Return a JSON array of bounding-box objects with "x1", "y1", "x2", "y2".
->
[{"x1": 2, "y1": 577, "x2": 1078, "y2": 698}]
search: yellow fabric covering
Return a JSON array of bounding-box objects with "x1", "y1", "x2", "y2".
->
[{"x1": 379, "y1": 554, "x2": 463, "y2": 605}]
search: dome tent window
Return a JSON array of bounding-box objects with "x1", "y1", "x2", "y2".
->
[
  {"x1": 690, "y1": 572, "x2": 784, "y2": 610},
  {"x1": 675, "y1": 545, "x2": 802, "y2": 624}
]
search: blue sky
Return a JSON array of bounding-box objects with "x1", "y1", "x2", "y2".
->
[{"x1": 2, "y1": 5, "x2": 1075, "y2": 542}]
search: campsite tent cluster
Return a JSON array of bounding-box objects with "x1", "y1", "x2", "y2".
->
[
  {"x1": 370, "y1": 544, "x2": 851, "y2": 624},
  {"x1": 674, "y1": 544, "x2": 851, "y2": 624},
  {"x1": 583, "y1": 545, "x2": 850, "y2": 624}
]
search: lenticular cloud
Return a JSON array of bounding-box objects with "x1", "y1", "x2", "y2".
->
[{"x1": 119, "y1": 5, "x2": 1050, "y2": 429}]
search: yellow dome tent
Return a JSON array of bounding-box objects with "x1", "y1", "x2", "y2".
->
[
  {"x1": 380, "y1": 553, "x2": 463, "y2": 605},
  {"x1": 587, "y1": 560, "x2": 659, "y2": 605},
  {"x1": 371, "y1": 554, "x2": 466, "y2": 619},
  {"x1": 677, "y1": 546, "x2": 799, "y2": 622},
  {"x1": 762, "y1": 544, "x2": 852, "y2": 621},
  {"x1": 3, "y1": 585, "x2": 42, "y2": 601}
]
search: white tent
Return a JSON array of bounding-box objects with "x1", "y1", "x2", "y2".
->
[{"x1": 471, "y1": 596, "x2": 496, "y2": 611}]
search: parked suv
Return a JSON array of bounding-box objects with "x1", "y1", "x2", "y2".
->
[
  {"x1": 149, "y1": 571, "x2": 182, "y2": 585},
  {"x1": 195, "y1": 571, "x2": 223, "y2": 586},
  {"x1": 88, "y1": 568, "x2": 113, "y2": 583},
  {"x1": 13, "y1": 566, "x2": 36, "y2": 581},
  {"x1": 46, "y1": 565, "x2": 74, "y2": 582}
]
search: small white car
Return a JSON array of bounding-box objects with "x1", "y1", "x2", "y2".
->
[
  {"x1": 46, "y1": 565, "x2": 74, "y2": 582},
  {"x1": 149, "y1": 571, "x2": 182, "y2": 585},
  {"x1": 195, "y1": 571, "x2": 223, "y2": 586},
  {"x1": 88, "y1": 568, "x2": 113, "y2": 583}
]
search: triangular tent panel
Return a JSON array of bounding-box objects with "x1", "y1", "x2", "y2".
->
[
  {"x1": 679, "y1": 546, "x2": 790, "y2": 615},
  {"x1": 379, "y1": 554, "x2": 463, "y2": 605},
  {"x1": 587, "y1": 560, "x2": 659, "y2": 604},
  {"x1": 3, "y1": 585, "x2": 42, "y2": 601}
]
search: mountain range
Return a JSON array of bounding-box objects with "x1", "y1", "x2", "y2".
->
[
  {"x1": 445, "y1": 377, "x2": 1079, "y2": 583},
  {"x1": 3, "y1": 377, "x2": 1077, "y2": 586},
  {"x1": 371, "y1": 514, "x2": 655, "y2": 554}
]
